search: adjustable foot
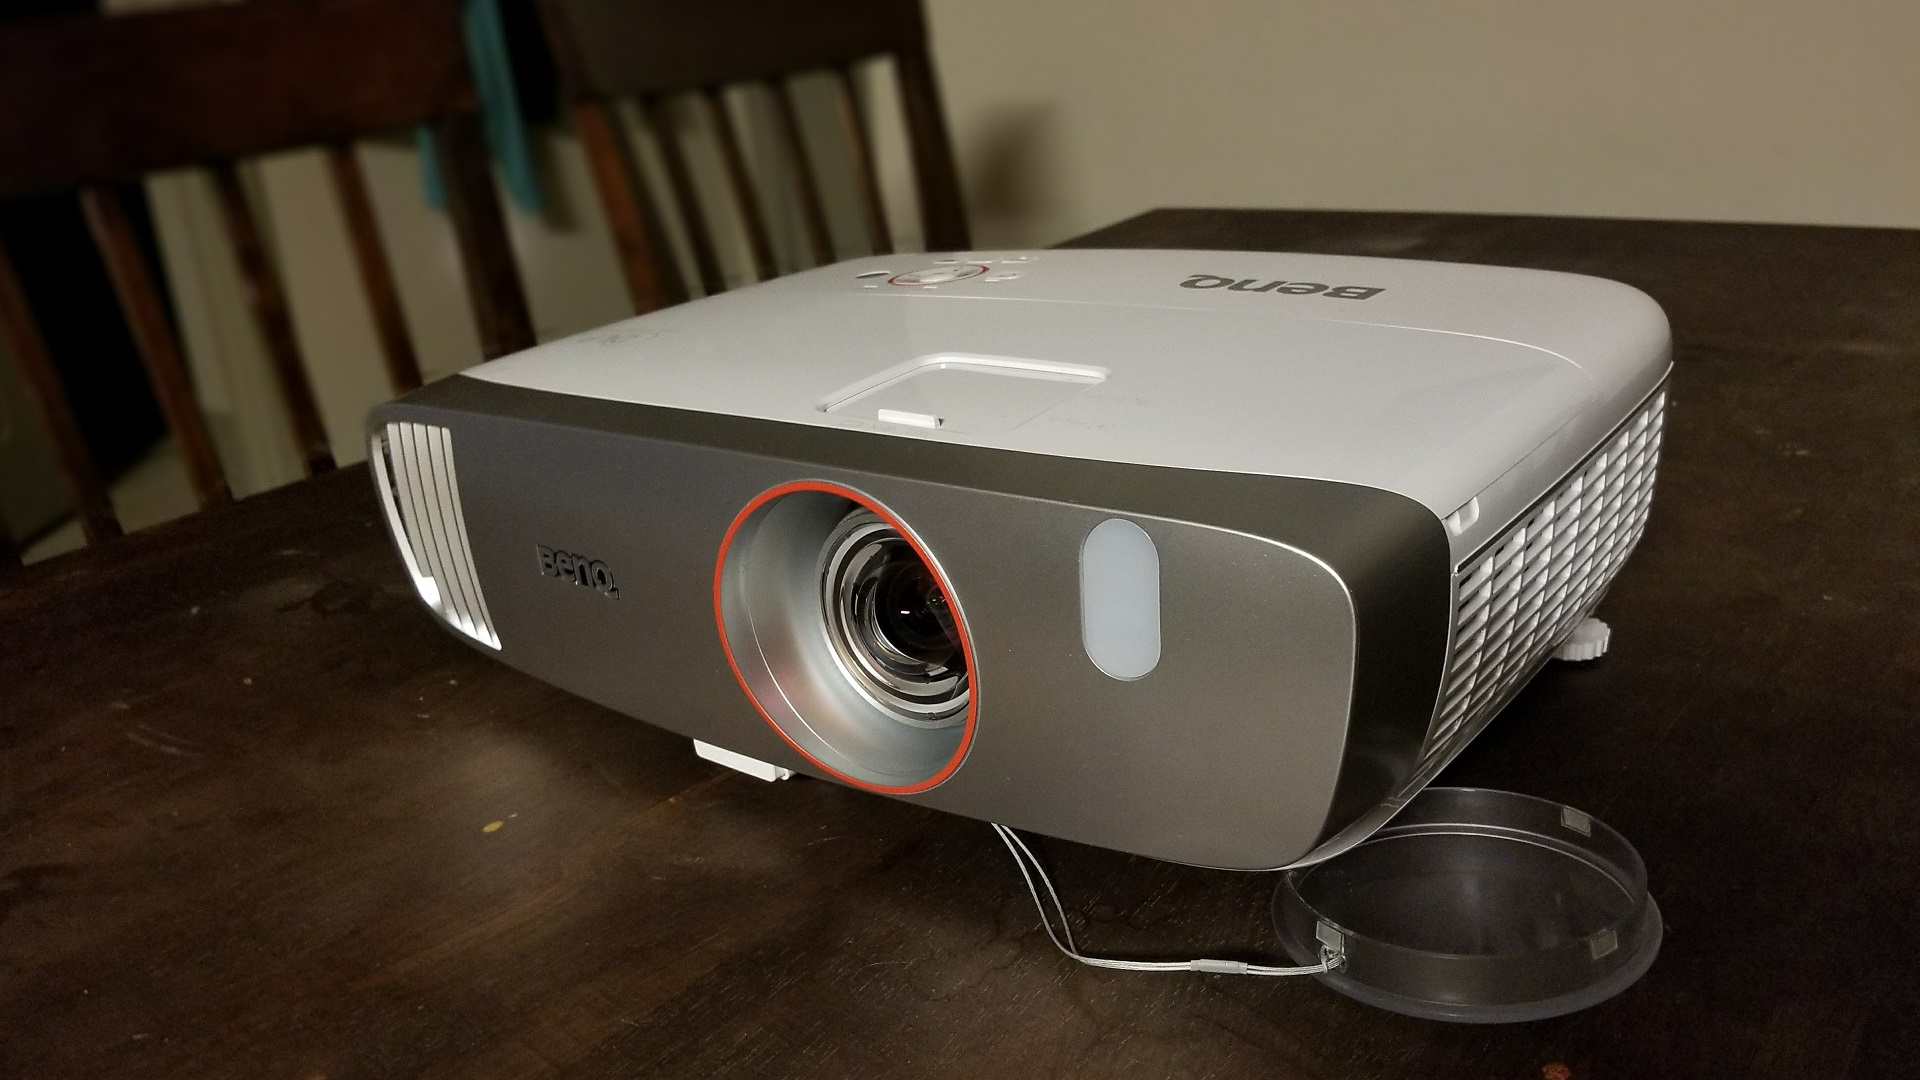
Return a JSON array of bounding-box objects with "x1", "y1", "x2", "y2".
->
[{"x1": 1553, "y1": 617, "x2": 1611, "y2": 662}]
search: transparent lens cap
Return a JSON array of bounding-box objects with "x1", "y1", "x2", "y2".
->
[{"x1": 1272, "y1": 787, "x2": 1662, "y2": 1023}]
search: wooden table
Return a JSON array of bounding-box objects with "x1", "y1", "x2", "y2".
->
[{"x1": 3, "y1": 210, "x2": 1917, "y2": 1079}]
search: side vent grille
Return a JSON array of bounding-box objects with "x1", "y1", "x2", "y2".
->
[
  {"x1": 1422, "y1": 386, "x2": 1668, "y2": 765},
  {"x1": 370, "y1": 421, "x2": 500, "y2": 650}
]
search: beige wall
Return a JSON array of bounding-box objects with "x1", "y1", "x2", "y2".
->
[{"x1": 927, "y1": 0, "x2": 1920, "y2": 248}]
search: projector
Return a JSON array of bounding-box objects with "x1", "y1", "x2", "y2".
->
[{"x1": 368, "y1": 249, "x2": 1669, "y2": 871}]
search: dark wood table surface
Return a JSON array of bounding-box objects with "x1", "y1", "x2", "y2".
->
[{"x1": 4, "y1": 210, "x2": 1917, "y2": 1079}]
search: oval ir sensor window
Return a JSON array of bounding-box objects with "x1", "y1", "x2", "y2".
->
[{"x1": 1080, "y1": 518, "x2": 1161, "y2": 680}]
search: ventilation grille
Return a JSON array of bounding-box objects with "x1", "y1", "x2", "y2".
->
[
  {"x1": 1422, "y1": 386, "x2": 1668, "y2": 765},
  {"x1": 370, "y1": 421, "x2": 500, "y2": 649}
]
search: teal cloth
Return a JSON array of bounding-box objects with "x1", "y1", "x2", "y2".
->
[{"x1": 418, "y1": 0, "x2": 543, "y2": 214}]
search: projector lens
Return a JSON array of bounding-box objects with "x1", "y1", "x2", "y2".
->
[
  {"x1": 822, "y1": 510, "x2": 969, "y2": 725},
  {"x1": 717, "y1": 483, "x2": 974, "y2": 791}
]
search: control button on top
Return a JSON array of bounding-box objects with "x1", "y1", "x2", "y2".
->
[{"x1": 889, "y1": 264, "x2": 988, "y2": 286}]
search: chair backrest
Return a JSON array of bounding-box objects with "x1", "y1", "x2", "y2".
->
[
  {"x1": 534, "y1": 0, "x2": 970, "y2": 315},
  {"x1": 0, "y1": 0, "x2": 534, "y2": 561}
]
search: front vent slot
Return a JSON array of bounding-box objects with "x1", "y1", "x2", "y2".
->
[{"x1": 370, "y1": 421, "x2": 500, "y2": 650}]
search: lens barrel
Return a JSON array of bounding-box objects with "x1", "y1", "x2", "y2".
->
[
  {"x1": 716, "y1": 484, "x2": 975, "y2": 791},
  {"x1": 820, "y1": 510, "x2": 970, "y2": 726}
]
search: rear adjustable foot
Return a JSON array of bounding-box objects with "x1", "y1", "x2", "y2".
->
[{"x1": 1553, "y1": 617, "x2": 1611, "y2": 662}]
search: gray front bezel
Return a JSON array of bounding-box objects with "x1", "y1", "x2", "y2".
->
[{"x1": 369, "y1": 376, "x2": 1453, "y2": 869}]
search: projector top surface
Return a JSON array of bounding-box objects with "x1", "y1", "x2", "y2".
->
[{"x1": 465, "y1": 249, "x2": 1669, "y2": 531}]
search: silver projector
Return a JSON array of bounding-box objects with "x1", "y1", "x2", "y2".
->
[{"x1": 368, "y1": 249, "x2": 1669, "y2": 870}]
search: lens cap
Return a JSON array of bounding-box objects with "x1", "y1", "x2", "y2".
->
[{"x1": 1272, "y1": 787, "x2": 1661, "y2": 1023}]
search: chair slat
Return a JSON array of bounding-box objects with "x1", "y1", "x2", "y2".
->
[
  {"x1": 431, "y1": 116, "x2": 536, "y2": 359},
  {"x1": 79, "y1": 185, "x2": 231, "y2": 508},
  {"x1": 208, "y1": 161, "x2": 335, "y2": 474},
  {"x1": 0, "y1": 237, "x2": 123, "y2": 543},
  {"x1": 770, "y1": 81, "x2": 834, "y2": 266},
  {"x1": 648, "y1": 97, "x2": 727, "y2": 297},
  {"x1": 571, "y1": 102, "x2": 683, "y2": 314},
  {"x1": 705, "y1": 89, "x2": 776, "y2": 282},
  {"x1": 893, "y1": 43, "x2": 970, "y2": 251},
  {"x1": 326, "y1": 142, "x2": 423, "y2": 393},
  {"x1": 0, "y1": 0, "x2": 533, "y2": 551},
  {"x1": 832, "y1": 67, "x2": 892, "y2": 256},
  {"x1": 539, "y1": 0, "x2": 970, "y2": 306}
]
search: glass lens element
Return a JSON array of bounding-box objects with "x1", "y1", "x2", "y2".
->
[{"x1": 820, "y1": 509, "x2": 969, "y2": 726}]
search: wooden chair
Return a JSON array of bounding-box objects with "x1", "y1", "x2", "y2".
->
[
  {"x1": 0, "y1": 0, "x2": 534, "y2": 565},
  {"x1": 534, "y1": 0, "x2": 970, "y2": 315}
]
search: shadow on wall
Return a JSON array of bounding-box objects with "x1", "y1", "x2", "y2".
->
[{"x1": 961, "y1": 104, "x2": 1065, "y2": 249}]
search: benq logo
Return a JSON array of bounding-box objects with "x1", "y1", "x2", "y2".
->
[
  {"x1": 536, "y1": 544, "x2": 619, "y2": 598},
  {"x1": 1180, "y1": 274, "x2": 1383, "y2": 300}
]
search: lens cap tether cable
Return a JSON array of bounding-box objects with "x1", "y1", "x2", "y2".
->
[{"x1": 991, "y1": 823, "x2": 1343, "y2": 978}]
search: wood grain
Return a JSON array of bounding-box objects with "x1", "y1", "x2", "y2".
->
[
  {"x1": 0, "y1": 0, "x2": 473, "y2": 200},
  {"x1": 3, "y1": 212, "x2": 1916, "y2": 1078},
  {"x1": 537, "y1": 0, "x2": 927, "y2": 98}
]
